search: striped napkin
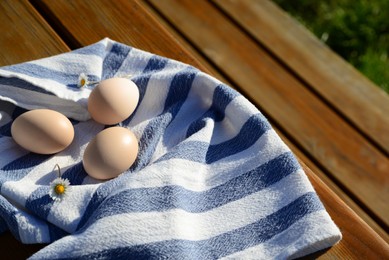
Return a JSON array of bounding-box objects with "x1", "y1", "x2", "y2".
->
[{"x1": 0, "y1": 38, "x2": 341, "y2": 259}]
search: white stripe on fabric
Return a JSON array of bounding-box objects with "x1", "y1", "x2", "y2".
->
[
  {"x1": 0, "y1": 73, "x2": 92, "y2": 102},
  {"x1": 47, "y1": 184, "x2": 100, "y2": 233},
  {"x1": 114, "y1": 48, "x2": 157, "y2": 77},
  {"x1": 113, "y1": 129, "x2": 289, "y2": 193},
  {"x1": 0, "y1": 85, "x2": 89, "y2": 120},
  {"x1": 29, "y1": 53, "x2": 103, "y2": 77},
  {"x1": 129, "y1": 62, "x2": 177, "y2": 127}
]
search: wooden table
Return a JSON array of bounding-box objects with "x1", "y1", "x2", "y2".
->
[{"x1": 1, "y1": 0, "x2": 388, "y2": 259}]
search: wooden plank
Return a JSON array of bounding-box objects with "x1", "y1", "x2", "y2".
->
[
  {"x1": 140, "y1": 1, "x2": 389, "y2": 243},
  {"x1": 19, "y1": 0, "x2": 389, "y2": 258},
  {"x1": 147, "y1": 0, "x2": 389, "y2": 230},
  {"x1": 0, "y1": 0, "x2": 68, "y2": 258},
  {"x1": 137, "y1": 0, "x2": 229, "y2": 84},
  {"x1": 278, "y1": 131, "x2": 389, "y2": 243},
  {"x1": 33, "y1": 0, "x2": 203, "y2": 68},
  {"x1": 302, "y1": 161, "x2": 389, "y2": 259},
  {"x1": 0, "y1": 0, "x2": 68, "y2": 66},
  {"x1": 213, "y1": 0, "x2": 389, "y2": 155}
]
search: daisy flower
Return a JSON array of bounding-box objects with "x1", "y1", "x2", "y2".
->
[
  {"x1": 49, "y1": 177, "x2": 70, "y2": 201},
  {"x1": 49, "y1": 164, "x2": 70, "y2": 201},
  {"x1": 78, "y1": 73, "x2": 89, "y2": 88}
]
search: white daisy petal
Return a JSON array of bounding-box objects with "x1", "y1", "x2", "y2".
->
[{"x1": 49, "y1": 177, "x2": 71, "y2": 201}]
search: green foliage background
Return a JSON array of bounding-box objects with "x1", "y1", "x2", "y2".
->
[{"x1": 273, "y1": 0, "x2": 389, "y2": 93}]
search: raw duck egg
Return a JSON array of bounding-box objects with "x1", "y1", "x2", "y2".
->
[
  {"x1": 83, "y1": 126, "x2": 138, "y2": 180},
  {"x1": 88, "y1": 77, "x2": 139, "y2": 125},
  {"x1": 11, "y1": 109, "x2": 74, "y2": 154}
]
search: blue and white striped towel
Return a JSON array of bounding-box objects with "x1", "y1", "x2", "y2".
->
[{"x1": 0, "y1": 38, "x2": 341, "y2": 259}]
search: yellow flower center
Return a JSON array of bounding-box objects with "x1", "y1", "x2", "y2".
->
[
  {"x1": 80, "y1": 78, "x2": 86, "y2": 86},
  {"x1": 54, "y1": 184, "x2": 66, "y2": 195}
]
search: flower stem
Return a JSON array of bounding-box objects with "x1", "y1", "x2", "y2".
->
[{"x1": 55, "y1": 164, "x2": 62, "y2": 178}]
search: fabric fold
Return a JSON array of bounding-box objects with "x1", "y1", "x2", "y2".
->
[{"x1": 0, "y1": 38, "x2": 341, "y2": 259}]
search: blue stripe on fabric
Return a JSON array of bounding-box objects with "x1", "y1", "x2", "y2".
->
[
  {"x1": 186, "y1": 85, "x2": 239, "y2": 138},
  {"x1": 164, "y1": 69, "x2": 198, "y2": 119},
  {"x1": 206, "y1": 114, "x2": 271, "y2": 164},
  {"x1": 0, "y1": 106, "x2": 28, "y2": 137},
  {"x1": 78, "y1": 152, "x2": 299, "y2": 230},
  {"x1": 210, "y1": 85, "x2": 240, "y2": 121},
  {"x1": 0, "y1": 218, "x2": 8, "y2": 234},
  {"x1": 132, "y1": 113, "x2": 173, "y2": 171},
  {"x1": 25, "y1": 187, "x2": 52, "y2": 220},
  {"x1": 47, "y1": 222, "x2": 69, "y2": 242},
  {"x1": 0, "y1": 77, "x2": 55, "y2": 95},
  {"x1": 102, "y1": 42, "x2": 132, "y2": 80},
  {"x1": 0, "y1": 153, "x2": 51, "y2": 189},
  {"x1": 62, "y1": 162, "x2": 88, "y2": 185},
  {"x1": 77, "y1": 56, "x2": 169, "y2": 230},
  {"x1": 68, "y1": 192, "x2": 322, "y2": 260},
  {"x1": 72, "y1": 41, "x2": 107, "y2": 56},
  {"x1": 2, "y1": 64, "x2": 81, "y2": 87},
  {"x1": 122, "y1": 56, "x2": 168, "y2": 126},
  {"x1": 11, "y1": 106, "x2": 28, "y2": 119},
  {"x1": 0, "y1": 122, "x2": 12, "y2": 137},
  {"x1": 0, "y1": 196, "x2": 21, "y2": 241}
]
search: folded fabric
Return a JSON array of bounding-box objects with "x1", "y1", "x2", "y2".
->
[{"x1": 0, "y1": 38, "x2": 341, "y2": 259}]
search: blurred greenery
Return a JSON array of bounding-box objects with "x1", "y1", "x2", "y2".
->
[{"x1": 272, "y1": 0, "x2": 389, "y2": 93}]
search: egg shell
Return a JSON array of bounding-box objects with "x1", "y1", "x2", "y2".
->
[
  {"x1": 11, "y1": 109, "x2": 74, "y2": 154},
  {"x1": 88, "y1": 77, "x2": 139, "y2": 125},
  {"x1": 83, "y1": 126, "x2": 138, "y2": 180}
]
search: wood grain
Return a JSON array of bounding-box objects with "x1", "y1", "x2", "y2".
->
[
  {"x1": 213, "y1": 0, "x2": 389, "y2": 155},
  {"x1": 0, "y1": 0, "x2": 67, "y2": 258},
  {"x1": 147, "y1": 0, "x2": 389, "y2": 230},
  {"x1": 0, "y1": 0, "x2": 68, "y2": 66},
  {"x1": 1, "y1": 0, "x2": 388, "y2": 258},
  {"x1": 33, "y1": 0, "x2": 204, "y2": 68},
  {"x1": 302, "y1": 162, "x2": 389, "y2": 259},
  {"x1": 137, "y1": 0, "x2": 229, "y2": 84},
  {"x1": 277, "y1": 130, "x2": 389, "y2": 243}
]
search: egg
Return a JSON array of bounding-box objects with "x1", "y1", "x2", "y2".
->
[
  {"x1": 11, "y1": 109, "x2": 74, "y2": 154},
  {"x1": 88, "y1": 77, "x2": 139, "y2": 125},
  {"x1": 83, "y1": 126, "x2": 138, "y2": 180}
]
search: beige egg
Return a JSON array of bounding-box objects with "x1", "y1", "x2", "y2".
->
[
  {"x1": 11, "y1": 109, "x2": 74, "y2": 154},
  {"x1": 88, "y1": 77, "x2": 139, "y2": 125},
  {"x1": 83, "y1": 126, "x2": 138, "y2": 180}
]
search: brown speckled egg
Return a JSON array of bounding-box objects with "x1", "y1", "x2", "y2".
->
[
  {"x1": 83, "y1": 126, "x2": 138, "y2": 180},
  {"x1": 88, "y1": 77, "x2": 139, "y2": 125},
  {"x1": 11, "y1": 109, "x2": 74, "y2": 154}
]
